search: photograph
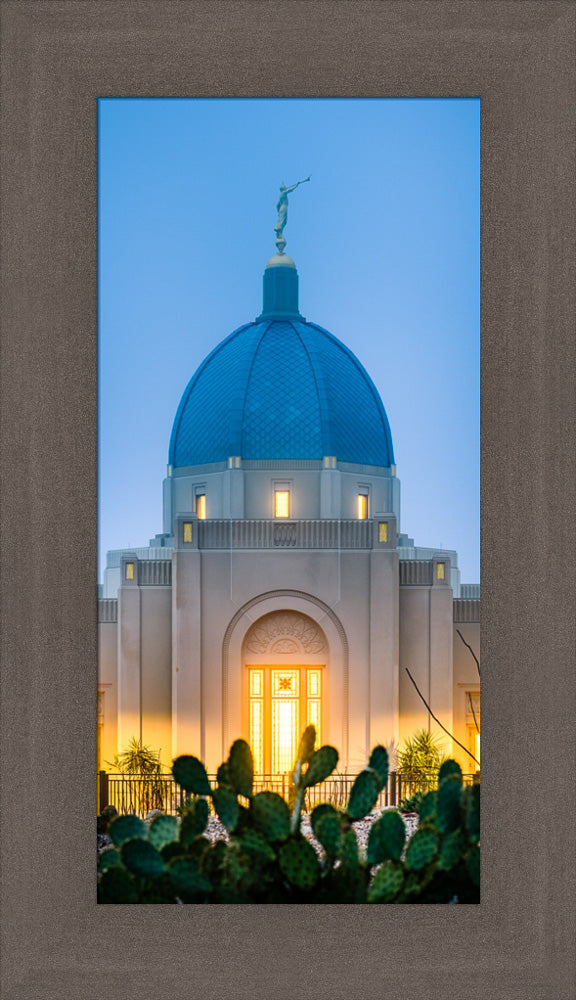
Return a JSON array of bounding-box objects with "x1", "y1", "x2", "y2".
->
[{"x1": 97, "y1": 97, "x2": 480, "y2": 903}]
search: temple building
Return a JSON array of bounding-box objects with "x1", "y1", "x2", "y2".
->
[{"x1": 98, "y1": 214, "x2": 480, "y2": 777}]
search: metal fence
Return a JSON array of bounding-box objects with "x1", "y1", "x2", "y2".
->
[{"x1": 98, "y1": 769, "x2": 478, "y2": 817}]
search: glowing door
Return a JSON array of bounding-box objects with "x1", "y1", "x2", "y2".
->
[{"x1": 248, "y1": 666, "x2": 322, "y2": 774}]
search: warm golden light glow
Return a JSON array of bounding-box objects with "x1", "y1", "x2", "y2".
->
[
  {"x1": 437, "y1": 562, "x2": 445, "y2": 580},
  {"x1": 248, "y1": 666, "x2": 323, "y2": 773},
  {"x1": 475, "y1": 733, "x2": 480, "y2": 765},
  {"x1": 275, "y1": 490, "x2": 290, "y2": 518},
  {"x1": 125, "y1": 562, "x2": 134, "y2": 580},
  {"x1": 183, "y1": 522, "x2": 193, "y2": 543},
  {"x1": 357, "y1": 494, "x2": 368, "y2": 519},
  {"x1": 196, "y1": 494, "x2": 206, "y2": 519},
  {"x1": 379, "y1": 522, "x2": 388, "y2": 543}
]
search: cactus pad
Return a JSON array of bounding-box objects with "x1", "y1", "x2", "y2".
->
[
  {"x1": 347, "y1": 769, "x2": 380, "y2": 821},
  {"x1": 340, "y1": 829, "x2": 359, "y2": 870},
  {"x1": 310, "y1": 802, "x2": 339, "y2": 838},
  {"x1": 149, "y1": 814, "x2": 179, "y2": 850},
  {"x1": 367, "y1": 810, "x2": 406, "y2": 864},
  {"x1": 279, "y1": 838, "x2": 320, "y2": 890},
  {"x1": 404, "y1": 827, "x2": 440, "y2": 871},
  {"x1": 172, "y1": 754, "x2": 211, "y2": 795},
  {"x1": 315, "y1": 812, "x2": 342, "y2": 856},
  {"x1": 418, "y1": 790, "x2": 437, "y2": 824},
  {"x1": 121, "y1": 837, "x2": 166, "y2": 878},
  {"x1": 168, "y1": 856, "x2": 212, "y2": 896},
  {"x1": 465, "y1": 783, "x2": 480, "y2": 842},
  {"x1": 228, "y1": 739, "x2": 254, "y2": 798},
  {"x1": 180, "y1": 797, "x2": 209, "y2": 845},
  {"x1": 97, "y1": 847, "x2": 122, "y2": 872},
  {"x1": 238, "y1": 828, "x2": 276, "y2": 863},
  {"x1": 304, "y1": 745, "x2": 339, "y2": 787},
  {"x1": 368, "y1": 861, "x2": 404, "y2": 902},
  {"x1": 438, "y1": 829, "x2": 465, "y2": 871},
  {"x1": 212, "y1": 785, "x2": 239, "y2": 832},
  {"x1": 438, "y1": 758, "x2": 463, "y2": 785},
  {"x1": 109, "y1": 814, "x2": 147, "y2": 846},
  {"x1": 296, "y1": 725, "x2": 316, "y2": 765},
  {"x1": 437, "y1": 775, "x2": 462, "y2": 833},
  {"x1": 252, "y1": 791, "x2": 290, "y2": 841},
  {"x1": 368, "y1": 745, "x2": 389, "y2": 790}
]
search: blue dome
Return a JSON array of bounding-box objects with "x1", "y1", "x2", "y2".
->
[{"x1": 169, "y1": 318, "x2": 394, "y2": 468}]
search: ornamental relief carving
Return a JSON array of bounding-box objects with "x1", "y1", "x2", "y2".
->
[{"x1": 245, "y1": 611, "x2": 326, "y2": 654}]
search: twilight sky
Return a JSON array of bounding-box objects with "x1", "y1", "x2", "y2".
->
[{"x1": 99, "y1": 97, "x2": 479, "y2": 583}]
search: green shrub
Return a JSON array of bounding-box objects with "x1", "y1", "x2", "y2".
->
[{"x1": 98, "y1": 730, "x2": 479, "y2": 904}]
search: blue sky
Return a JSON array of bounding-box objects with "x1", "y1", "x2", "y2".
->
[{"x1": 99, "y1": 98, "x2": 479, "y2": 582}]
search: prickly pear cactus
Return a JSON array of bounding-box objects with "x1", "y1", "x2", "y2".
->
[
  {"x1": 252, "y1": 791, "x2": 291, "y2": 841},
  {"x1": 97, "y1": 847, "x2": 122, "y2": 872},
  {"x1": 315, "y1": 811, "x2": 342, "y2": 857},
  {"x1": 303, "y1": 745, "x2": 339, "y2": 787},
  {"x1": 212, "y1": 785, "x2": 239, "y2": 832},
  {"x1": 172, "y1": 754, "x2": 211, "y2": 795},
  {"x1": 340, "y1": 829, "x2": 360, "y2": 870},
  {"x1": 279, "y1": 838, "x2": 320, "y2": 891},
  {"x1": 368, "y1": 861, "x2": 404, "y2": 902},
  {"x1": 121, "y1": 837, "x2": 166, "y2": 878},
  {"x1": 228, "y1": 739, "x2": 254, "y2": 799},
  {"x1": 367, "y1": 809, "x2": 406, "y2": 864},
  {"x1": 168, "y1": 856, "x2": 212, "y2": 897},
  {"x1": 465, "y1": 783, "x2": 480, "y2": 842},
  {"x1": 148, "y1": 814, "x2": 179, "y2": 850},
  {"x1": 438, "y1": 758, "x2": 463, "y2": 785},
  {"x1": 418, "y1": 790, "x2": 437, "y2": 823},
  {"x1": 296, "y1": 724, "x2": 316, "y2": 766},
  {"x1": 404, "y1": 827, "x2": 440, "y2": 871},
  {"x1": 310, "y1": 802, "x2": 339, "y2": 838},
  {"x1": 438, "y1": 828, "x2": 465, "y2": 871},
  {"x1": 436, "y1": 775, "x2": 462, "y2": 833},
  {"x1": 180, "y1": 797, "x2": 209, "y2": 845},
  {"x1": 368, "y1": 745, "x2": 389, "y2": 790},
  {"x1": 347, "y1": 768, "x2": 380, "y2": 821},
  {"x1": 109, "y1": 814, "x2": 147, "y2": 846},
  {"x1": 238, "y1": 828, "x2": 276, "y2": 863}
]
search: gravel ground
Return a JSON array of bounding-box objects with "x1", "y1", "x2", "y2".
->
[{"x1": 202, "y1": 807, "x2": 418, "y2": 859}]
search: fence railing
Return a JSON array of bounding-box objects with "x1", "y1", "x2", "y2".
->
[{"x1": 98, "y1": 769, "x2": 478, "y2": 817}]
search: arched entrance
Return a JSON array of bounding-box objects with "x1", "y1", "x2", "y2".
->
[
  {"x1": 221, "y1": 590, "x2": 349, "y2": 767},
  {"x1": 242, "y1": 611, "x2": 327, "y2": 774}
]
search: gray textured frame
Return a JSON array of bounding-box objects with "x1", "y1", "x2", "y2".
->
[{"x1": 1, "y1": 2, "x2": 574, "y2": 998}]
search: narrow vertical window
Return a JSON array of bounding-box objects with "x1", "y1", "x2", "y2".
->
[
  {"x1": 378, "y1": 522, "x2": 388, "y2": 543},
  {"x1": 357, "y1": 494, "x2": 368, "y2": 519},
  {"x1": 125, "y1": 562, "x2": 134, "y2": 580},
  {"x1": 275, "y1": 490, "x2": 290, "y2": 518},
  {"x1": 195, "y1": 493, "x2": 206, "y2": 519},
  {"x1": 436, "y1": 561, "x2": 445, "y2": 580},
  {"x1": 183, "y1": 522, "x2": 193, "y2": 543}
]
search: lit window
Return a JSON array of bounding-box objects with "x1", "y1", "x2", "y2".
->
[
  {"x1": 357, "y1": 494, "x2": 368, "y2": 519},
  {"x1": 323, "y1": 456, "x2": 336, "y2": 468},
  {"x1": 228, "y1": 456, "x2": 241, "y2": 469},
  {"x1": 195, "y1": 494, "x2": 206, "y2": 519},
  {"x1": 275, "y1": 490, "x2": 290, "y2": 518},
  {"x1": 437, "y1": 562, "x2": 445, "y2": 580},
  {"x1": 125, "y1": 562, "x2": 134, "y2": 580},
  {"x1": 183, "y1": 522, "x2": 193, "y2": 543},
  {"x1": 378, "y1": 522, "x2": 388, "y2": 543},
  {"x1": 475, "y1": 733, "x2": 480, "y2": 765}
]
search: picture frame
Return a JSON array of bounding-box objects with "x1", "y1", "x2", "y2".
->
[{"x1": 1, "y1": 2, "x2": 574, "y2": 997}]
